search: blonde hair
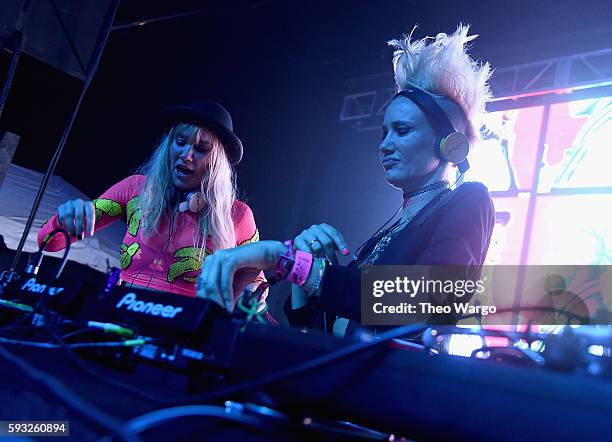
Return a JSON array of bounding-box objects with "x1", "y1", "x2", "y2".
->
[
  {"x1": 137, "y1": 124, "x2": 237, "y2": 257},
  {"x1": 388, "y1": 24, "x2": 493, "y2": 143}
]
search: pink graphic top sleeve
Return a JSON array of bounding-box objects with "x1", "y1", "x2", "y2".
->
[
  {"x1": 38, "y1": 175, "x2": 265, "y2": 299},
  {"x1": 37, "y1": 175, "x2": 144, "y2": 252}
]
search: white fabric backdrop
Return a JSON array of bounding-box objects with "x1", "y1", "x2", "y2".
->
[{"x1": 0, "y1": 164, "x2": 124, "y2": 272}]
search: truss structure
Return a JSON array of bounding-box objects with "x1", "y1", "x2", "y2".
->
[{"x1": 340, "y1": 49, "x2": 612, "y2": 130}]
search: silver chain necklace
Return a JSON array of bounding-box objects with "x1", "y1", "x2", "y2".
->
[{"x1": 359, "y1": 181, "x2": 451, "y2": 267}]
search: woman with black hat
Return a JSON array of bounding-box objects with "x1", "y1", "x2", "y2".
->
[{"x1": 38, "y1": 100, "x2": 263, "y2": 302}]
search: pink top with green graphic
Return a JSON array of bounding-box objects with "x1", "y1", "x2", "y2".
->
[{"x1": 37, "y1": 175, "x2": 262, "y2": 297}]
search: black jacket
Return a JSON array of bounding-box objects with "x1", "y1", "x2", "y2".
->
[{"x1": 286, "y1": 182, "x2": 495, "y2": 328}]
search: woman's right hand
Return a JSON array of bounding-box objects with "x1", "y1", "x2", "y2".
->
[
  {"x1": 57, "y1": 199, "x2": 95, "y2": 239},
  {"x1": 293, "y1": 223, "x2": 349, "y2": 265}
]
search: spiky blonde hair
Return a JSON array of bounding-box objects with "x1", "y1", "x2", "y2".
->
[{"x1": 388, "y1": 24, "x2": 493, "y2": 143}]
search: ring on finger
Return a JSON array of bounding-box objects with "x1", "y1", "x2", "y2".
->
[{"x1": 309, "y1": 239, "x2": 320, "y2": 250}]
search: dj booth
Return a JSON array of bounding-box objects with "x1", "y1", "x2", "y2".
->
[
  {"x1": 1, "y1": 1, "x2": 611, "y2": 440},
  {"x1": 1, "y1": 267, "x2": 611, "y2": 442}
]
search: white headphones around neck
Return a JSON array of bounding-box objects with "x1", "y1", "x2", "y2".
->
[{"x1": 179, "y1": 191, "x2": 206, "y2": 213}]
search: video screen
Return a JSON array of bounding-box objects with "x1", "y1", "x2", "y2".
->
[{"x1": 466, "y1": 95, "x2": 612, "y2": 265}]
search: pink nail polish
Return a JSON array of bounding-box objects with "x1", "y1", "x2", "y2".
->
[{"x1": 342, "y1": 248, "x2": 349, "y2": 255}]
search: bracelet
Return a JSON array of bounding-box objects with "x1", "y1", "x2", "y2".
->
[
  {"x1": 286, "y1": 250, "x2": 314, "y2": 287},
  {"x1": 273, "y1": 241, "x2": 295, "y2": 280},
  {"x1": 305, "y1": 257, "x2": 328, "y2": 295}
]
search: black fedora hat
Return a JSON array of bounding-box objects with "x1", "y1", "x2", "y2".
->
[{"x1": 160, "y1": 99, "x2": 243, "y2": 165}]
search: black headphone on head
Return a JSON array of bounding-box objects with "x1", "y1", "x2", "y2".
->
[{"x1": 393, "y1": 87, "x2": 470, "y2": 174}]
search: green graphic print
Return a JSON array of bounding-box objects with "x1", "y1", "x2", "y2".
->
[
  {"x1": 120, "y1": 242, "x2": 140, "y2": 270},
  {"x1": 93, "y1": 198, "x2": 122, "y2": 222},
  {"x1": 126, "y1": 196, "x2": 142, "y2": 237},
  {"x1": 168, "y1": 246, "x2": 211, "y2": 283}
]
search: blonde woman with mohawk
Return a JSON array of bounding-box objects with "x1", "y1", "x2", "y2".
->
[
  {"x1": 198, "y1": 25, "x2": 495, "y2": 329},
  {"x1": 38, "y1": 100, "x2": 264, "y2": 306}
]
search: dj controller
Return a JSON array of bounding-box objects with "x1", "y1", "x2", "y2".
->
[{"x1": 1, "y1": 268, "x2": 611, "y2": 441}]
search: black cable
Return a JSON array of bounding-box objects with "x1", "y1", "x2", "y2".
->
[
  {"x1": 0, "y1": 30, "x2": 23, "y2": 120},
  {"x1": 352, "y1": 205, "x2": 403, "y2": 261},
  {"x1": 352, "y1": 178, "x2": 460, "y2": 262},
  {"x1": 449, "y1": 171, "x2": 464, "y2": 189},
  {"x1": 127, "y1": 203, "x2": 176, "y2": 290},
  {"x1": 0, "y1": 345, "x2": 138, "y2": 442},
  {"x1": 0, "y1": 335, "x2": 143, "y2": 349},
  {"x1": 168, "y1": 322, "x2": 427, "y2": 405},
  {"x1": 1, "y1": 268, "x2": 171, "y2": 405},
  {"x1": 51, "y1": 230, "x2": 71, "y2": 279},
  {"x1": 0, "y1": 324, "x2": 33, "y2": 333},
  {"x1": 0, "y1": 273, "x2": 33, "y2": 330},
  {"x1": 60, "y1": 328, "x2": 94, "y2": 341},
  {"x1": 41, "y1": 317, "x2": 170, "y2": 405},
  {"x1": 29, "y1": 228, "x2": 71, "y2": 278},
  {"x1": 0, "y1": 0, "x2": 29, "y2": 119},
  {"x1": 123, "y1": 405, "x2": 264, "y2": 436},
  {"x1": 9, "y1": 0, "x2": 122, "y2": 274},
  {"x1": 0, "y1": 312, "x2": 34, "y2": 331}
]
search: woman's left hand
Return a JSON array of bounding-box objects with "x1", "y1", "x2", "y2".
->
[{"x1": 196, "y1": 240, "x2": 286, "y2": 312}]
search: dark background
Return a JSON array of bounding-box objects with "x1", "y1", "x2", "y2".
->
[{"x1": 2, "y1": 0, "x2": 612, "y2": 249}]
